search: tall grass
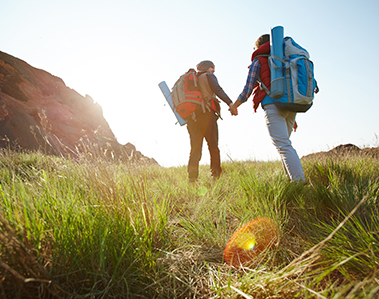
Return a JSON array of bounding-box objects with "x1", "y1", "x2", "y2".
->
[{"x1": 0, "y1": 148, "x2": 378, "y2": 298}]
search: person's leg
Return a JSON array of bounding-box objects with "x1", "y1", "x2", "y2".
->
[
  {"x1": 263, "y1": 104, "x2": 305, "y2": 181},
  {"x1": 187, "y1": 119, "x2": 204, "y2": 182},
  {"x1": 204, "y1": 112, "x2": 222, "y2": 178},
  {"x1": 285, "y1": 110, "x2": 296, "y2": 138}
]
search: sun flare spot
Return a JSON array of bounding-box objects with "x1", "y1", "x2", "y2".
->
[
  {"x1": 224, "y1": 217, "x2": 279, "y2": 267},
  {"x1": 235, "y1": 232, "x2": 256, "y2": 250}
]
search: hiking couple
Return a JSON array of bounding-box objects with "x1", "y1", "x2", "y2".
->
[{"x1": 187, "y1": 33, "x2": 307, "y2": 184}]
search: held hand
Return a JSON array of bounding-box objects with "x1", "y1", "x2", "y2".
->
[
  {"x1": 229, "y1": 103, "x2": 238, "y2": 116},
  {"x1": 229, "y1": 108, "x2": 238, "y2": 116}
]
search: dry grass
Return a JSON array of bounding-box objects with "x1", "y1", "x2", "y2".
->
[{"x1": 0, "y1": 149, "x2": 378, "y2": 298}]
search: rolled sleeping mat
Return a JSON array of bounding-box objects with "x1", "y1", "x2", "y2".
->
[
  {"x1": 270, "y1": 25, "x2": 285, "y2": 99},
  {"x1": 158, "y1": 81, "x2": 187, "y2": 126}
]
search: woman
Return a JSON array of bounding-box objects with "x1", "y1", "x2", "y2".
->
[{"x1": 230, "y1": 35, "x2": 305, "y2": 181}]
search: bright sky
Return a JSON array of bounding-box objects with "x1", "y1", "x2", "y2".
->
[{"x1": 1, "y1": 0, "x2": 379, "y2": 167}]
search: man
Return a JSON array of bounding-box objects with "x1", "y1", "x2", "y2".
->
[{"x1": 187, "y1": 60, "x2": 236, "y2": 183}]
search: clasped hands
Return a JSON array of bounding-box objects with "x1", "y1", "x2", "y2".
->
[{"x1": 228, "y1": 103, "x2": 238, "y2": 116}]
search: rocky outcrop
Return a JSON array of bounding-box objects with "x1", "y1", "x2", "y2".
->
[
  {"x1": 0, "y1": 51, "x2": 157, "y2": 164},
  {"x1": 302, "y1": 143, "x2": 379, "y2": 160}
]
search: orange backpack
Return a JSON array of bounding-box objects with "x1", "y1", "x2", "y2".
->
[{"x1": 171, "y1": 69, "x2": 206, "y2": 119}]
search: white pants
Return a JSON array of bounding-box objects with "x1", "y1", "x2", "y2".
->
[{"x1": 263, "y1": 104, "x2": 305, "y2": 181}]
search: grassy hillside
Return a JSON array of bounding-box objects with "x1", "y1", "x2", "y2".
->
[{"x1": 0, "y1": 149, "x2": 378, "y2": 298}]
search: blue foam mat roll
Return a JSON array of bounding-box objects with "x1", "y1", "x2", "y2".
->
[
  {"x1": 158, "y1": 81, "x2": 187, "y2": 126},
  {"x1": 270, "y1": 26, "x2": 285, "y2": 99}
]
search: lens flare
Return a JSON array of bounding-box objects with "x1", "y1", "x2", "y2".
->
[
  {"x1": 197, "y1": 186, "x2": 208, "y2": 196},
  {"x1": 235, "y1": 232, "x2": 256, "y2": 250},
  {"x1": 224, "y1": 217, "x2": 278, "y2": 268}
]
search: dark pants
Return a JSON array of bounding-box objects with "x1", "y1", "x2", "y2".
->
[{"x1": 186, "y1": 111, "x2": 221, "y2": 181}]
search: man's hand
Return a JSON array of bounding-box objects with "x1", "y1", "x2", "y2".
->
[{"x1": 229, "y1": 103, "x2": 238, "y2": 116}]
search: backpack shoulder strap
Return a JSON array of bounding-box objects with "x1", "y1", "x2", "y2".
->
[
  {"x1": 255, "y1": 54, "x2": 269, "y2": 58},
  {"x1": 256, "y1": 76, "x2": 271, "y2": 96}
]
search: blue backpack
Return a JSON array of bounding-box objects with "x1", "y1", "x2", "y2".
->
[{"x1": 260, "y1": 33, "x2": 318, "y2": 113}]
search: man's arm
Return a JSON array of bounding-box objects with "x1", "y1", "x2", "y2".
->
[{"x1": 206, "y1": 73, "x2": 233, "y2": 106}]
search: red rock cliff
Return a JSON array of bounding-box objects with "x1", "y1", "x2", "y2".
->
[{"x1": 0, "y1": 51, "x2": 155, "y2": 164}]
